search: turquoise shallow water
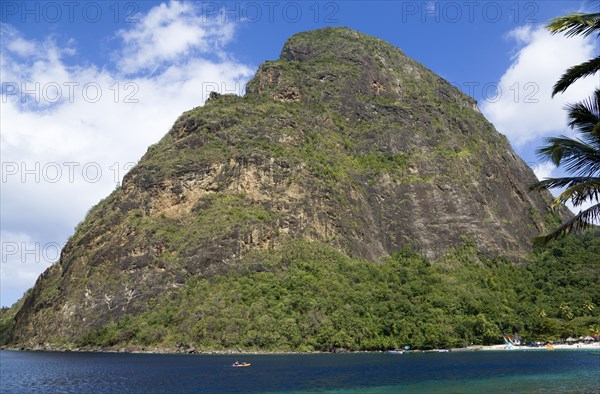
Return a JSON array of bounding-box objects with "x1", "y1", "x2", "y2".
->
[{"x1": 1, "y1": 350, "x2": 598, "y2": 393}]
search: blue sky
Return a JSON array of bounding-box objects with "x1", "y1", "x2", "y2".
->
[{"x1": 1, "y1": 1, "x2": 598, "y2": 306}]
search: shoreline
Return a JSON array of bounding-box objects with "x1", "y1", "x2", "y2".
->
[
  {"x1": 1, "y1": 342, "x2": 599, "y2": 355},
  {"x1": 462, "y1": 342, "x2": 600, "y2": 352}
]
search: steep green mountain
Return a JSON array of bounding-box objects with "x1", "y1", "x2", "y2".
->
[{"x1": 5, "y1": 27, "x2": 596, "y2": 351}]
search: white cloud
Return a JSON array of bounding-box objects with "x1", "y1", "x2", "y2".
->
[
  {"x1": 0, "y1": 231, "x2": 55, "y2": 306},
  {"x1": 6, "y1": 37, "x2": 36, "y2": 57},
  {"x1": 116, "y1": 1, "x2": 236, "y2": 74},
  {"x1": 0, "y1": 2, "x2": 255, "y2": 306},
  {"x1": 532, "y1": 162, "x2": 556, "y2": 181},
  {"x1": 481, "y1": 25, "x2": 598, "y2": 147}
]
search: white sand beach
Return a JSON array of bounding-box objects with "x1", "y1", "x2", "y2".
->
[{"x1": 469, "y1": 342, "x2": 600, "y2": 351}]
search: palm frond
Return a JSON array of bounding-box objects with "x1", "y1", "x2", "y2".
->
[
  {"x1": 552, "y1": 56, "x2": 600, "y2": 96},
  {"x1": 554, "y1": 179, "x2": 600, "y2": 206},
  {"x1": 594, "y1": 121, "x2": 600, "y2": 136},
  {"x1": 565, "y1": 89, "x2": 600, "y2": 136},
  {"x1": 534, "y1": 202, "x2": 600, "y2": 245},
  {"x1": 546, "y1": 12, "x2": 600, "y2": 38},
  {"x1": 536, "y1": 136, "x2": 600, "y2": 176},
  {"x1": 530, "y1": 176, "x2": 600, "y2": 192}
]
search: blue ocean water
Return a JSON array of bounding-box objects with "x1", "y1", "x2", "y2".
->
[{"x1": 1, "y1": 350, "x2": 598, "y2": 393}]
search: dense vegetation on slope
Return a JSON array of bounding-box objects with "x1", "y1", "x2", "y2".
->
[
  {"x1": 0, "y1": 295, "x2": 26, "y2": 345},
  {"x1": 70, "y1": 230, "x2": 598, "y2": 352}
]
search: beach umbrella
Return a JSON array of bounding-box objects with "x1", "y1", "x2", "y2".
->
[{"x1": 566, "y1": 337, "x2": 576, "y2": 342}]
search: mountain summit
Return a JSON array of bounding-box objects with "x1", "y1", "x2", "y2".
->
[{"x1": 9, "y1": 27, "x2": 560, "y2": 348}]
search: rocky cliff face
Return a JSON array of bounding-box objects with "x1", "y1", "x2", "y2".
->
[{"x1": 11, "y1": 27, "x2": 558, "y2": 346}]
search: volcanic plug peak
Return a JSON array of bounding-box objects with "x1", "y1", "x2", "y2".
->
[{"x1": 8, "y1": 27, "x2": 559, "y2": 347}]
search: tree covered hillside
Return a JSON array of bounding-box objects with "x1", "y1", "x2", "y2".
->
[{"x1": 19, "y1": 230, "x2": 595, "y2": 352}]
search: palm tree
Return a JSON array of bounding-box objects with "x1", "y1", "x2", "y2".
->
[
  {"x1": 531, "y1": 7, "x2": 600, "y2": 245},
  {"x1": 530, "y1": 91, "x2": 600, "y2": 244},
  {"x1": 546, "y1": 11, "x2": 600, "y2": 96}
]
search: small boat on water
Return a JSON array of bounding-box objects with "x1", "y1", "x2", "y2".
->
[
  {"x1": 232, "y1": 362, "x2": 251, "y2": 367},
  {"x1": 388, "y1": 350, "x2": 403, "y2": 354}
]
